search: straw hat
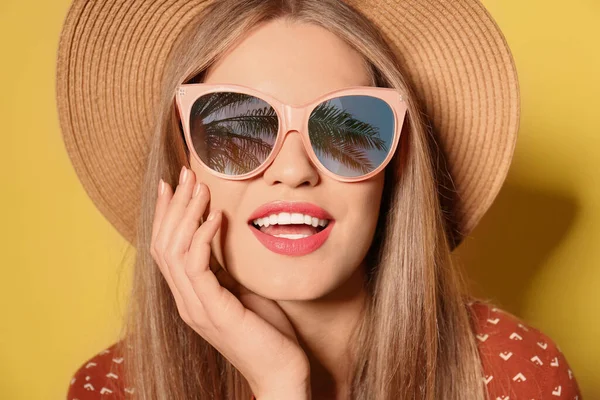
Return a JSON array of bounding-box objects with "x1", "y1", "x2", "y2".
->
[{"x1": 55, "y1": 0, "x2": 520, "y2": 250}]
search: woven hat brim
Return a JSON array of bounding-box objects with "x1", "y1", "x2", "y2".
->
[{"x1": 55, "y1": 0, "x2": 519, "y2": 250}]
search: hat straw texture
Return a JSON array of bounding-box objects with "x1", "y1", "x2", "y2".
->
[{"x1": 55, "y1": 0, "x2": 519, "y2": 249}]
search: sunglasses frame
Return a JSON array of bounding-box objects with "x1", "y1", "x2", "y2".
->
[{"x1": 174, "y1": 82, "x2": 408, "y2": 183}]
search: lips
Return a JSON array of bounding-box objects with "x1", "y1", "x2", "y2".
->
[
  {"x1": 247, "y1": 201, "x2": 335, "y2": 255},
  {"x1": 249, "y1": 220, "x2": 335, "y2": 256}
]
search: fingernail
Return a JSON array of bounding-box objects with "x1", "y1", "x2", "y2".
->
[
  {"x1": 180, "y1": 166, "x2": 188, "y2": 184},
  {"x1": 158, "y1": 179, "x2": 166, "y2": 196},
  {"x1": 192, "y1": 183, "x2": 202, "y2": 198},
  {"x1": 207, "y1": 210, "x2": 220, "y2": 221}
]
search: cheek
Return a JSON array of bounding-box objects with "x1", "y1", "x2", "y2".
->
[
  {"x1": 342, "y1": 182, "x2": 385, "y2": 250},
  {"x1": 189, "y1": 161, "x2": 233, "y2": 215},
  {"x1": 350, "y1": 174, "x2": 385, "y2": 224}
]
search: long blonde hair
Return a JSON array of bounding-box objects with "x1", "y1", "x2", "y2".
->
[{"x1": 116, "y1": 0, "x2": 490, "y2": 398}]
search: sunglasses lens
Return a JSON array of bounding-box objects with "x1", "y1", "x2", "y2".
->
[
  {"x1": 308, "y1": 95, "x2": 396, "y2": 178},
  {"x1": 189, "y1": 92, "x2": 278, "y2": 176}
]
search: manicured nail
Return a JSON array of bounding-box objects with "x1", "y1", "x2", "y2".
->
[
  {"x1": 207, "y1": 210, "x2": 220, "y2": 221},
  {"x1": 179, "y1": 166, "x2": 188, "y2": 184},
  {"x1": 192, "y1": 183, "x2": 202, "y2": 198},
  {"x1": 158, "y1": 179, "x2": 166, "y2": 196}
]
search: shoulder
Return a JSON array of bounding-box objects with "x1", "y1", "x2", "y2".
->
[
  {"x1": 66, "y1": 341, "x2": 133, "y2": 399},
  {"x1": 468, "y1": 300, "x2": 582, "y2": 399}
]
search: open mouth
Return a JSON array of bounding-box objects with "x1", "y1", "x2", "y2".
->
[{"x1": 249, "y1": 213, "x2": 330, "y2": 239}]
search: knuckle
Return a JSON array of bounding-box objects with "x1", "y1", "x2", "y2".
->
[
  {"x1": 174, "y1": 304, "x2": 196, "y2": 328},
  {"x1": 164, "y1": 248, "x2": 178, "y2": 265},
  {"x1": 189, "y1": 311, "x2": 212, "y2": 331},
  {"x1": 179, "y1": 310, "x2": 193, "y2": 326},
  {"x1": 184, "y1": 262, "x2": 201, "y2": 279},
  {"x1": 192, "y1": 307, "x2": 213, "y2": 328},
  {"x1": 150, "y1": 244, "x2": 160, "y2": 260},
  {"x1": 211, "y1": 315, "x2": 227, "y2": 333},
  {"x1": 153, "y1": 238, "x2": 166, "y2": 255}
]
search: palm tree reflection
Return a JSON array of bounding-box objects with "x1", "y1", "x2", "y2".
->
[{"x1": 190, "y1": 92, "x2": 389, "y2": 176}]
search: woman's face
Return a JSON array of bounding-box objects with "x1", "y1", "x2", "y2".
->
[{"x1": 190, "y1": 18, "x2": 385, "y2": 300}]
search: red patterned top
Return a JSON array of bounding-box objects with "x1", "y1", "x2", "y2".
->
[{"x1": 66, "y1": 301, "x2": 582, "y2": 399}]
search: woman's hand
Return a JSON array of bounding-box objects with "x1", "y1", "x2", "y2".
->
[{"x1": 151, "y1": 166, "x2": 311, "y2": 399}]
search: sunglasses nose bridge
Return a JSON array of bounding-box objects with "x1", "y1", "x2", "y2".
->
[{"x1": 281, "y1": 104, "x2": 309, "y2": 138}]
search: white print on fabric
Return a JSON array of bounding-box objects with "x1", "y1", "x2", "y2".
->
[{"x1": 66, "y1": 301, "x2": 582, "y2": 399}]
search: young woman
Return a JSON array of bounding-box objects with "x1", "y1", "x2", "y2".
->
[{"x1": 57, "y1": 0, "x2": 582, "y2": 399}]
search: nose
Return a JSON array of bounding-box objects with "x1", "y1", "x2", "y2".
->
[{"x1": 262, "y1": 130, "x2": 319, "y2": 187}]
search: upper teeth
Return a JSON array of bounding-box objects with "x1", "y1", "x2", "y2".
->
[{"x1": 253, "y1": 212, "x2": 329, "y2": 228}]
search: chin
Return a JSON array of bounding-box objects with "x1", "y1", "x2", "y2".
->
[
  {"x1": 217, "y1": 229, "x2": 367, "y2": 301},
  {"x1": 246, "y1": 264, "x2": 356, "y2": 302}
]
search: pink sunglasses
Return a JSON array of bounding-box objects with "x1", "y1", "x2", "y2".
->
[{"x1": 175, "y1": 83, "x2": 407, "y2": 183}]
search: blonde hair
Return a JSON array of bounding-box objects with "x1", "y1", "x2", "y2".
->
[{"x1": 116, "y1": 0, "x2": 490, "y2": 398}]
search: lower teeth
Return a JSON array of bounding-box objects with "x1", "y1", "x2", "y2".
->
[{"x1": 273, "y1": 234, "x2": 312, "y2": 240}]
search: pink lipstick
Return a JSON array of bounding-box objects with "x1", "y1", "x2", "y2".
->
[{"x1": 247, "y1": 201, "x2": 334, "y2": 256}]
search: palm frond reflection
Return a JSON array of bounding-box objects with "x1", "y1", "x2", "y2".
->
[{"x1": 189, "y1": 93, "x2": 391, "y2": 177}]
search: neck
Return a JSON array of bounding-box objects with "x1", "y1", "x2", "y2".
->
[{"x1": 276, "y1": 264, "x2": 368, "y2": 400}]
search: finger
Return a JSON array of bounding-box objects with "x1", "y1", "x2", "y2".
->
[
  {"x1": 151, "y1": 178, "x2": 173, "y2": 246},
  {"x1": 166, "y1": 212, "x2": 225, "y2": 326},
  {"x1": 154, "y1": 167, "x2": 196, "y2": 252},
  {"x1": 151, "y1": 176, "x2": 193, "y2": 320},
  {"x1": 167, "y1": 181, "x2": 210, "y2": 259},
  {"x1": 184, "y1": 211, "x2": 247, "y2": 329},
  {"x1": 163, "y1": 179, "x2": 213, "y2": 322}
]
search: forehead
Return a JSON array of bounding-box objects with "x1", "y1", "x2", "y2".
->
[{"x1": 203, "y1": 18, "x2": 372, "y2": 105}]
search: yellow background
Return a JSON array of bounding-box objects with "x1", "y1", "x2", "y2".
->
[{"x1": 1, "y1": 0, "x2": 598, "y2": 398}]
